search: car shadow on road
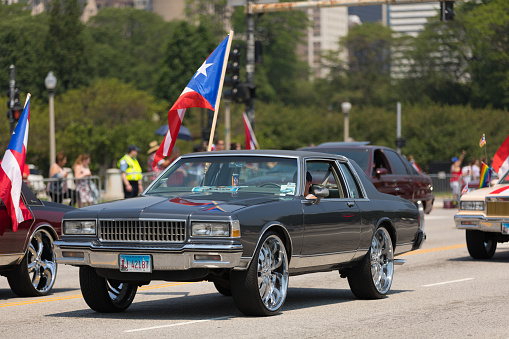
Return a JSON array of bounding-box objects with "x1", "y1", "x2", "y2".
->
[
  {"x1": 448, "y1": 248, "x2": 509, "y2": 263},
  {"x1": 46, "y1": 286, "x2": 407, "y2": 320}
]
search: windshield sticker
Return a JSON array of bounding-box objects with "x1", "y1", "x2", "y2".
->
[
  {"x1": 228, "y1": 162, "x2": 246, "y2": 168},
  {"x1": 192, "y1": 186, "x2": 242, "y2": 193},
  {"x1": 280, "y1": 182, "x2": 296, "y2": 196}
]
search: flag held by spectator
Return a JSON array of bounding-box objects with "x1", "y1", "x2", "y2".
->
[
  {"x1": 243, "y1": 112, "x2": 259, "y2": 150},
  {"x1": 479, "y1": 134, "x2": 486, "y2": 148},
  {"x1": 492, "y1": 135, "x2": 509, "y2": 177},
  {"x1": 153, "y1": 33, "x2": 233, "y2": 170},
  {"x1": 479, "y1": 162, "x2": 492, "y2": 189},
  {"x1": 0, "y1": 94, "x2": 33, "y2": 234}
]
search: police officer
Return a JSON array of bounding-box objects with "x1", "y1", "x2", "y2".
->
[{"x1": 118, "y1": 145, "x2": 143, "y2": 198}]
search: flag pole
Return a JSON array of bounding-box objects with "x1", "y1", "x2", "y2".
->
[{"x1": 207, "y1": 30, "x2": 234, "y2": 152}]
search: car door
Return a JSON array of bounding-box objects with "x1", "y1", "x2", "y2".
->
[
  {"x1": 0, "y1": 184, "x2": 33, "y2": 255},
  {"x1": 301, "y1": 159, "x2": 361, "y2": 263}
]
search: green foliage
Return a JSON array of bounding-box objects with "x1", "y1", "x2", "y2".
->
[
  {"x1": 155, "y1": 21, "x2": 216, "y2": 105},
  {"x1": 44, "y1": 0, "x2": 94, "y2": 92},
  {"x1": 86, "y1": 8, "x2": 173, "y2": 93}
]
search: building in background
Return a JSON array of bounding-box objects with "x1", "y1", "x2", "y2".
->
[{"x1": 299, "y1": 6, "x2": 349, "y2": 79}]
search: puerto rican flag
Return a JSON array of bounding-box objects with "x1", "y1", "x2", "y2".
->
[
  {"x1": 153, "y1": 33, "x2": 232, "y2": 170},
  {"x1": 243, "y1": 112, "x2": 259, "y2": 150},
  {"x1": 493, "y1": 135, "x2": 509, "y2": 178},
  {"x1": 0, "y1": 94, "x2": 33, "y2": 234}
]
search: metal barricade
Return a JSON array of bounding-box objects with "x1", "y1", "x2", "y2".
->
[{"x1": 25, "y1": 175, "x2": 103, "y2": 206}]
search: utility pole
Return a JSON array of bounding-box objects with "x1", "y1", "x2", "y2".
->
[{"x1": 246, "y1": 1, "x2": 256, "y2": 131}]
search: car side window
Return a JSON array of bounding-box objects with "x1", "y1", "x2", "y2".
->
[
  {"x1": 305, "y1": 161, "x2": 346, "y2": 199},
  {"x1": 384, "y1": 150, "x2": 410, "y2": 175},
  {"x1": 339, "y1": 163, "x2": 363, "y2": 199},
  {"x1": 373, "y1": 150, "x2": 392, "y2": 174}
]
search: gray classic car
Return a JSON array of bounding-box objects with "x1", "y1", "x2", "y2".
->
[{"x1": 54, "y1": 150, "x2": 425, "y2": 316}]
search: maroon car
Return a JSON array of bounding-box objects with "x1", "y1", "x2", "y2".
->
[
  {"x1": 300, "y1": 142, "x2": 434, "y2": 214},
  {"x1": 0, "y1": 182, "x2": 74, "y2": 296}
]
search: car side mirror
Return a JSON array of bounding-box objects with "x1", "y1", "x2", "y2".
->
[
  {"x1": 312, "y1": 187, "x2": 329, "y2": 204},
  {"x1": 375, "y1": 168, "x2": 389, "y2": 177}
]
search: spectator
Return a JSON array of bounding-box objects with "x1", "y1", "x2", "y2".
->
[
  {"x1": 48, "y1": 151, "x2": 78, "y2": 206},
  {"x1": 73, "y1": 153, "x2": 93, "y2": 207},
  {"x1": 472, "y1": 158, "x2": 481, "y2": 181},
  {"x1": 216, "y1": 139, "x2": 225, "y2": 151},
  {"x1": 147, "y1": 140, "x2": 171, "y2": 180},
  {"x1": 118, "y1": 145, "x2": 143, "y2": 199},
  {"x1": 231, "y1": 142, "x2": 242, "y2": 150},
  {"x1": 461, "y1": 159, "x2": 473, "y2": 187},
  {"x1": 450, "y1": 150, "x2": 466, "y2": 201}
]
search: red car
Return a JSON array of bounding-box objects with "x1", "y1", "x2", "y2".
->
[
  {"x1": 0, "y1": 182, "x2": 74, "y2": 296},
  {"x1": 300, "y1": 142, "x2": 434, "y2": 214}
]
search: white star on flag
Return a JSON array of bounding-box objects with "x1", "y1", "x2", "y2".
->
[{"x1": 194, "y1": 61, "x2": 213, "y2": 78}]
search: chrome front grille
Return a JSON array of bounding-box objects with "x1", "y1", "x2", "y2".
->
[
  {"x1": 99, "y1": 220, "x2": 186, "y2": 242},
  {"x1": 486, "y1": 201, "x2": 509, "y2": 216}
]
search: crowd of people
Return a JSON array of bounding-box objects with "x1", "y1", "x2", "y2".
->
[{"x1": 450, "y1": 150, "x2": 489, "y2": 201}]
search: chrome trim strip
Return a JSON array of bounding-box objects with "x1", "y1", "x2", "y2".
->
[
  {"x1": 394, "y1": 258, "x2": 406, "y2": 265},
  {"x1": 455, "y1": 214, "x2": 506, "y2": 233},
  {"x1": 289, "y1": 250, "x2": 356, "y2": 269}
]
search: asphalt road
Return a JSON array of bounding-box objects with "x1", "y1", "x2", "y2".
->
[{"x1": 1, "y1": 207, "x2": 509, "y2": 338}]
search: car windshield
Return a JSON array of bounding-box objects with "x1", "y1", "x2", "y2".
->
[
  {"x1": 313, "y1": 148, "x2": 369, "y2": 172},
  {"x1": 145, "y1": 156, "x2": 299, "y2": 197},
  {"x1": 498, "y1": 170, "x2": 509, "y2": 184}
]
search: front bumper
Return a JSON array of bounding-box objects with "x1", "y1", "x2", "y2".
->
[
  {"x1": 455, "y1": 214, "x2": 508, "y2": 233},
  {"x1": 54, "y1": 240, "x2": 247, "y2": 270}
]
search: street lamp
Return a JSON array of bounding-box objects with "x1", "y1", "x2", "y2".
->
[
  {"x1": 341, "y1": 101, "x2": 352, "y2": 142},
  {"x1": 45, "y1": 71, "x2": 57, "y2": 168}
]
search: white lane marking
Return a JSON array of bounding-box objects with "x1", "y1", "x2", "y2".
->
[
  {"x1": 124, "y1": 316, "x2": 231, "y2": 333},
  {"x1": 422, "y1": 278, "x2": 474, "y2": 287}
]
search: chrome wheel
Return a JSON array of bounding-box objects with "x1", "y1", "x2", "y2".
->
[
  {"x1": 257, "y1": 235, "x2": 289, "y2": 312},
  {"x1": 231, "y1": 231, "x2": 289, "y2": 316},
  {"x1": 80, "y1": 266, "x2": 138, "y2": 312},
  {"x1": 347, "y1": 226, "x2": 394, "y2": 299},
  {"x1": 370, "y1": 227, "x2": 394, "y2": 294},
  {"x1": 8, "y1": 228, "x2": 57, "y2": 297}
]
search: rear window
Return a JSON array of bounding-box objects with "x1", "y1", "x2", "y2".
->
[{"x1": 307, "y1": 148, "x2": 370, "y2": 172}]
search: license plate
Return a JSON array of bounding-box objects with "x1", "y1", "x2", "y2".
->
[
  {"x1": 502, "y1": 223, "x2": 509, "y2": 235},
  {"x1": 119, "y1": 254, "x2": 152, "y2": 273}
]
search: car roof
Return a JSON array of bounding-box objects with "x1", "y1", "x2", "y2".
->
[
  {"x1": 180, "y1": 149, "x2": 349, "y2": 161},
  {"x1": 317, "y1": 141, "x2": 371, "y2": 147}
]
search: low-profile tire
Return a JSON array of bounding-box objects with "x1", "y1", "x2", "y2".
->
[
  {"x1": 79, "y1": 266, "x2": 138, "y2": 313},
  {"x1": 231, "y1": 231, "x2": 289, "y2": 316},
  {"x1": 348, "y1": 226, "x2": 394, "y2": 300},
  {"x1": 7, "y1": 228, "x2": 57, "y2": 297},
  {"x1": 466, "y1": 230, "x2": 496, "y2": 259},
  {"x1": 213, "y1": 281, "x2": 232, "y2": 296}
]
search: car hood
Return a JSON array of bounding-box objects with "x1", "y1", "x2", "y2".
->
[
  {"x1": 63, "y1": 193, "x2": 289, "y2": 220},
  {"x1": 460, "y1": 184, "x2": 509, "y2": 201}
]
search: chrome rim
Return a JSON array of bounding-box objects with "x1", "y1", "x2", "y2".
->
[
  {"x1": 107, "y1": 280, "x2": 130, "y2": 303},
  {"x1": 370, "y1": 228, "x2": 394, "y2": 294},
  {"x1": 27, "y1": 229, "x2": 57, "y2": 294},
  {"x1": 485, "y1": 240, "x2": 496, "y2": 253},
  {"x1": 257, "y1": 235, "x2": 288, "y2": 312}
]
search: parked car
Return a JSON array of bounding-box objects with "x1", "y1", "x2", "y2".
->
[
  {"x1": 299, "y1": 142, "x2": 434, "y2": 214},
  {"x1": 55, "y1": 150, "x2": 425, "y2": 316},
  {"x1": 0, "y1": 182, "x2": 74, "y2": 296},
  {"x1": 455, "y1": 169, "x2": 509, "y2": 259}
]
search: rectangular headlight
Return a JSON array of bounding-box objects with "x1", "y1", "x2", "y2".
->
[
  {"x1": 460, "y1": 201, "x2": 484, "y2": 211},
  {"x1": 192, "y1": 222, "x2": 231, "y2": 237},
  {"x1": 63, "y1": 220, "x2": 96, "y2": 235}
]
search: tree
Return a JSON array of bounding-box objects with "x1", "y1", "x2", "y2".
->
[
  {"x1": 44, "y1": 0, "x2": 94, "y2": 92},
  {"x1": 155, "y1": 21, "x2": 216, "y2": 106},
  {"x1": 0, "y1": 5, "x2": 49, "y2": 99},
  {"x1": 86, "y1": 8, "x2": 174, "y2": 93}
]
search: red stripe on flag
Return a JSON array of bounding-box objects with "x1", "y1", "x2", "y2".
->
[{"x1": 493, "y1": 135, "x2": 509, "y2": 173}]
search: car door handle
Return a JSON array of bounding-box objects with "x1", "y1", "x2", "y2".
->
[{"x1": 347, "y1": 202, "x2": 355, "y2": 207}]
